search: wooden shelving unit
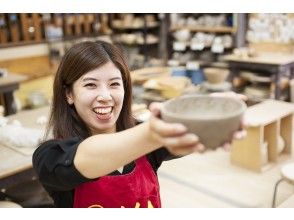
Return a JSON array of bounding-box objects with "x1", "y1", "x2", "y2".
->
[
  {"x1": 0, "y1": 13, "x2": 104, "y2": 48},
  {"x1": 231, "y1": 100, "x2": 294, "y2": 172},
  {"x1": 168, "y1": 14, "x2": 239, "y2": 66},
  {"x1": 110, "y1": 14, "x2": 162, "y2": 68},
  {"x1": 247, "y1": 14, "x2": 294, "y2": 54},
  {"x1": 170, "y1": 26, "x2": 237, "y2": 34}
]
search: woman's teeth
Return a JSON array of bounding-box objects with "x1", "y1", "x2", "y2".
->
[{"x1": 94, "y1": 107, "x2": 112, "y2": 114}]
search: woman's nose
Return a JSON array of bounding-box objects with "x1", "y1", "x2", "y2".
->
[{"x1": 96, "y1": 88, "x2": 112, "y2": 102}]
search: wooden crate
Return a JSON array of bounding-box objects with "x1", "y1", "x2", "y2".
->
[{"x1": 231, "y1": 100, "x2": 294, "y2": 172}]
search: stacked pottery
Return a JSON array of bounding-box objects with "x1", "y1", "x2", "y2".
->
[
  {"x1": 202, "y1": 68, "x2": 231, "y2": 92},
  {"x1": 203, "y1": 68, "x2": 229, "y2": 84}
]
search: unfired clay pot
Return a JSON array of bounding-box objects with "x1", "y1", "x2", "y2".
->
[
  {"x1": 161, "y1": 95, "x2": 246, "y2": 149},
  {"x1": 203, "y1": 68, "x2": 229, "y2": 84}
]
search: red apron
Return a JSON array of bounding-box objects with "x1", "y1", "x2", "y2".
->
[{"x1": 73, "y1": 156, "x2": 161, "y2": 208}]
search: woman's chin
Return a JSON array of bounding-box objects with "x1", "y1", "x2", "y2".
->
[{"x1": 91, "y1": 122, "x2": 116, "y2": 134}]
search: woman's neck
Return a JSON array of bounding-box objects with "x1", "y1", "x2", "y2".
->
[{"x1": 91, "y1": 126, "x2": 116, "y2": 135}]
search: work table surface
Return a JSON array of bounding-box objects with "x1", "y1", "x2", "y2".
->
[
  {"x1": 223, "y1": 53, "x2": 294, "y2": 65},
  {"x1": 0, "y1": 106, "x2": 49, "y2": 179}
]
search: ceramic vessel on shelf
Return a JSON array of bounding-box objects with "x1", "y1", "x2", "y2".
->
[
  {"x1": 173, "y1": 29, "x2": 191, "y2": 42},
  {"x1": 203, "y1": 68, "x2": 229, "y2": 84}
]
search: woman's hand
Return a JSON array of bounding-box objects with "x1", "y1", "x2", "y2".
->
[
  {"x1": 148, "y1": 102, "x2": 204, "y2": 156},
  {"x1": 210, "y1": 91, "x2": 247, "y2": 151}
]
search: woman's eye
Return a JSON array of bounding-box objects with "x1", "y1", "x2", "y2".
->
[
  {"x1": 85, "y1": 83, "x2": 96, "y2": 88},
  {"x1": 110, "y1": 82, "x2": 120, "y2": 87}
]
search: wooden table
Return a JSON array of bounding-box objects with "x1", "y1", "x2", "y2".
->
[
  {"x1": 0, "y1": 73, "x2": 27, "y2": 115},
  {"x1": 0, "y1": 106, "x2": 49, "y2": 190},
  {"x1": 223, "y1": 53, "x2": 294, "y2": 100}
]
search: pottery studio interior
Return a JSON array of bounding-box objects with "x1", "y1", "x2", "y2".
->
[{"x1": 1, "y1": 13, "x2": 294, "y2": 208}]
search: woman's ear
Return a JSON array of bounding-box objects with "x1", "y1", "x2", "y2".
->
[{"x1": 65, "y1": 89, "x2": 74, "y2": 105}]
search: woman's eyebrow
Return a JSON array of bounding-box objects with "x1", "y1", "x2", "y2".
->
[
  {"x1": 82, "y1": 77, "x2": 98, "y2": 82},
  {"x1": 82, "y1": 77, "x2": 122, "y2": 82},
  {"x1": 109, "y1": 77, "x2": 122, "y2": 81}
]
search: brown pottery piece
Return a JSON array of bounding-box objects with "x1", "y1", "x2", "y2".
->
[{"x1": 161, "y1": 95, "x2": 246, "y2": 149}]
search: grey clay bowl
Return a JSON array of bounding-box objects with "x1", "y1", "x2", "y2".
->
[{"x1": 161, "y1": 95, "x2": 246, "y2": 149}]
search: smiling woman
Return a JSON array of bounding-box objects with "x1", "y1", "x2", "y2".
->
[
  {"x1": 65, "y1": 62, "x2": 125, "y2": 135},
  {"x1": 32, "y1": 41, "x2": 218, "y2": 208},
  {"x1": 49, "y1": 41, "x2": 134, "y2": 139}
]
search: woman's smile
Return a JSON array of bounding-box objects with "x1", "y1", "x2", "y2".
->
[{"x1": 93, "y1": 106, "x2": 114, "y2": 121}]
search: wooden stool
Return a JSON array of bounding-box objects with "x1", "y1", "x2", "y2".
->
[
  {"x1": 272, "y1": 163, "x2": 294, "y2": 207},
  {"x1": 0, "y1": 201, "x2": 22, "y2": 208}
]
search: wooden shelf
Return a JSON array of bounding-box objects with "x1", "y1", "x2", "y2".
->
[
  {"x1": 0, "y1": 13, "x2": 104, "y2": 49},
  {"x1": 0, "y1": 34, "x2": 101, "y2": 49},
  {"x1": 231, "y1": 100, "x2": 294, "y2": 172},
  {"x1": 112, "y1": 22, "x2": 159, "y2": 31},
  {"x1": 0, "y1": 40, "x2": 47, "y2": 49},
  {"x1": 182, "y1": 44, "x2": 232, "y2": 50},
  {"x1": 170, "y1": 26, "x2": 237, "y2": 34},
  {"x1": 116, "y1": 40, "x2": 159, "y2": 47}
]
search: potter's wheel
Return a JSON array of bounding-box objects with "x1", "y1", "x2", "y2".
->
[{"x1": 202, "y1": 81, "x2": 232, "y2": 92}]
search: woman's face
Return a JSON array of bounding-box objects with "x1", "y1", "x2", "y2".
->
[{"x1": 66, "y1": 62, "x2": 125, "y2": 134}]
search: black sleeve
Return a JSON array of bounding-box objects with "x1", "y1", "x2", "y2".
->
[
  {"x1": 32, "y1": 137, "x2": 92, "y2": 192},
  {"x1": 146, "y1": 147, "x2": 179, "y2": 173}
]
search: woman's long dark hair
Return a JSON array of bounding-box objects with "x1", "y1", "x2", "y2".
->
[{"x1": 46, "y1": 41, "x2": 135, "y2": 140}]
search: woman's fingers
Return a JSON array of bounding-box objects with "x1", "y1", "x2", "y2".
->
[
  {"x1": 193, "y1": 143, "x2": 206, "y2": 153},
  {"x1": 149, "y1": 102, "x2": 163, "y2": 118},
  {"x1": 221, "y1": 130, "x2": 247, "y2": 152},
  {"x1": 167, "y1": 142, "x2": 206, "y2": 156},
  {"x1": 150, "y1": 116, "x2": 187, "y2": 137},
  {"x1": 162, "y1": 133, "x2": 199, "y2": 148},
  {"x1": 162, "y1": 134, "x2": 205, "y2": 156},
  {"x1": 233, "y1": 130, "x2": 247, "y2": 139},
  {"x1": 222, "y1": 142, "x2": 231, "y2": 151},
  {"x1": 168, "y1": 144, "x2": 199, "y2": 156}
]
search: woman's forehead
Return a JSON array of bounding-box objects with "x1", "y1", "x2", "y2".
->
[{"x1": 81, "y1": 62, "x2": 122, "y2": 81}]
